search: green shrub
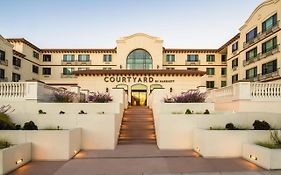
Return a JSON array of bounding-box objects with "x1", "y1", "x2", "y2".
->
[
  {"x1": 253, "y1": 120, "x2": 271, "y2": 130},
  {"x1": 0, "y1": 105, "x2": 16, "y2": 130},
  {"x1": 23, "y1": 121, "x2": 38, "y2": 130},
  {"x1": 225, "y1": 123, "x2": 237, "y2": 130},
  {"x1": 203, "y1": 110, "x2": 210, "y2": 114},
  {"x1": 185, "y1": 109, "x2": 192, "y2": 114},
  {"x1": 0, "y1": 139, "x2": 11, "y2": 149}
]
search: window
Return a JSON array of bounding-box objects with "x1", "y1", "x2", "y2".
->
[
  {"x1": 206, "y1": 81, "x2": 215, "y2": 88},
  {"x1": 78, "y1": 67, "x2": 90, "y2": 71},
  {"x1": 0, "y1": 68, "x2": 5, "y2": 79},
  {"x1": 221, "y1": 81, "x2": 227, "y2": 87},
  {"x1": 232, "y1": 42, "x2": 238, "y2": 52},
  {"x1": 166, "y1": 67, "x2": 175, "y2": 70},
  {"x1": 13, "y1": 57, "x2": 21, "y2": 67},
  {"x1": 63, "y1": 68, "x2": 74, "y2": 75},
  {"x1": 221, "y1": 68, "x2": 227, "y2": 76},
  {"x1": 232, "y1": 58, "x2": 238, "y2": 68},
  {"x1": 42, "y1": 68, "x2": 51, "y2": 75},
  {"x1": 221, "y1": 55, "x2": 227, "y2": 62},
  {"x1": 246, "y1": 27, "x2": 258, "y2": 43},
  {"x1": 246, "y1": 47, "x2": 258, "y2": 61},
  {"x1": 78, "y1": 54, "x2": 90, "y2": 62},
  {"x1": 12, "y1": 73, "x2": 21, "y2": 82},
  {"x1": 63, "y1": 55, "x2": 75, "y2": 62},
  {"x1": 262, "y1": 13, "x2": 278, "y2": 33},
  {"x1": 32, "y1": 65, "x2": 39, "y2": 74},
  {"x1": 232, "y1": 74, "x2": 239, "y2": 83},
  {"x1": 206, "y1": 55, "x2": 215, "y2": 62},
  {"x1": 206, "y1": 68, "x2": 215, "y2": 75},
  {"x1": 187, "y1": 55, "x2": 199, "y2": 62},
  {"x1": 166, "y1": 54, "x2": 175, "y2": 62},
  {"x1": 43, "y1": 55, "x2": 51, "y2": 62},
  {"x1": 103, "y1": 54, "x2": 112, "y2": 62},
  {"x1": 262, "y1": 60, "x2": 277, "y2": 75},
  {"x1": 262, "y1": 37, "x2": 277, "y2": 54},
  {"x1": 0, "y1": 50, "x2": 5, "y2": 61},
  {"x1": 127, "y1": 49, "x2": 152, "y2": 70},
  {"x1": 187, "y1": 68, "x2": 198, "y2": 71},
  {"x1": 33, "y1": 51, "x2": 39, "y2": 59},
  {"x1": 246, "y1": 67, "x2": 258, "y2": 79}
]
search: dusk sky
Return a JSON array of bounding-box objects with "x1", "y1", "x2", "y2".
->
[{"x1": 0, "y1": 0, "x2": 263, "y2": 49}]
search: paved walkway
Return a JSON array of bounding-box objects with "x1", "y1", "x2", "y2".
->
[{"x1": 8, "y1": 145, "x2": 281, "y2": 175}]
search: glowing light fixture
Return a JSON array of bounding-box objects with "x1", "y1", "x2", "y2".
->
[
  {"x1": 195, "y1": 147, "x2": 200, "y2": 152},
  {"x1": 250, "y1": 155, "x2": 257, "y2": 160},
  {"x1": 16, "y1": 159, "x2": 23, "y2": 164}
]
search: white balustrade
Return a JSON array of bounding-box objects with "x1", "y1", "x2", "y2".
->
[
  {"x1": 0, "y1": 82, "x2": 26, "y2": 98},
  {"x1": 251, "y1": 82, "x2": 281, "y2": 99}
]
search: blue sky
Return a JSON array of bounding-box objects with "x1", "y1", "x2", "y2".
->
[{"x1": 0, "y1": 0, "x2": 263, "y2": 49}]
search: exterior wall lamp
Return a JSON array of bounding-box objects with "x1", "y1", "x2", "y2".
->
[
  {"x1": 170, "y1": 87, "x2": 173, "y2": 93},
  {"x1": 106, "y1": 88, "x2": 109, "y2": 93}
]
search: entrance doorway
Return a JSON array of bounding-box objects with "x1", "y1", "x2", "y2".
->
[{"x1": 131, "y1": 84, "x2": 147, "y2": 106}]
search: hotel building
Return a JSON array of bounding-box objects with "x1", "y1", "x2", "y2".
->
[{"x1": 0, "y1": 0, "x2": 280, "y2": 106}]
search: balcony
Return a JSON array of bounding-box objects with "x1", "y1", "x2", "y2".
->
[
  {"x1": 61, "y1": 60, "x2": 75, "y2": 65},
  {"x1": 0, "y1": 59, "x2": 8, "y2": 66},
  {"x1": 258, "y1": 69, "x2": 280, "y2": 81},
  {"x1": 185, "y1": 60, "x2": 200, "y2": 65},
  {"x1": 243, "y1": 21, "x2": 280, "y2": 49},
  {"x1": 61, "y1": 73, "x2": 76, "y2": 78},
  {"x1": 243, "y1": 45, "x2": 279, "y2": 66},
  {"x1": 77, "y1": 60, "x2": 91, "y2": 65}
]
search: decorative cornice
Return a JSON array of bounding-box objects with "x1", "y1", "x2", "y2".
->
[
  {"x1": 217, "y1": 33, "x2": 240, "y2": 52},
  {"x1": 163, "y1": 48, "x2": 218, "y2": 53},
  {"x1": 41, "y1": 48, "x2": 117, "y2": 54},
  {"x1": 0, "y1": 35, "x2": 14, "y2": 48},
  {"x1": 7, "y1": 38, "x2": 41, "y2": 52},
  {"x1": 13, "y1": 50, "x2": 26, "y2": 58},
  {"x1": 74, "y1": 69, "x2": 206, "y2": 76}
]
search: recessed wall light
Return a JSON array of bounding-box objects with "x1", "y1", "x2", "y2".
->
[
  {"x1": 16, "y1": 159, "x2": 23, "y2": 164},
  {"x1": 250, "y1": 155, "x2": 257, "y2": 160}
]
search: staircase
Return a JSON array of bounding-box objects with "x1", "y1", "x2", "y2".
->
[{"x1": 118, "y1": 106, "x2": 156, "y2": 144}]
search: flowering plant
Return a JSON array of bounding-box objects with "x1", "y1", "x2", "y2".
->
[
  {"x1": 164, "y1": 90, "x2": 206, "y2": 103},
  {"x1": 52, "y1": 91, "x2": 76, "y2": 103},
  {"x1": 88, "y1": 92, "x2": 113, "y2": 103}
]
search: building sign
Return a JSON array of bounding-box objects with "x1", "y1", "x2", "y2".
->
[{"x1": 104, "y1": 76, "x2": 174, "y2": 83}]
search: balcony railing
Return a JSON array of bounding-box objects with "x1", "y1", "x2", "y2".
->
[
  {"x1": 61, "y1": 60, "x2": 75, "y2": 65},
  {"x1": 243, "y1": 21, "x2": 280, "y2": 49},
  {"x1": 77, "y1": 60, "x2": 91, "y2": 65},
  {"x1": 0, "y1": 59, "x2": 8, "y2": 66},
  {"x1": 258, "y1": 69, "x2": 280, "y2": 81},
  {"x1": 243, "y1": 45, "x2": 279, "y2": 66},
  {"x1": 185, "y1": 60, "x2": 200, "y2": 65},
  {"x1": 61, "y1": 73, "x2": 76, "y2": 78}
]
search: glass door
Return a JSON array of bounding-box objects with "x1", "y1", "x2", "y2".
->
[{"x1": 131, "y1": 91, "x2": 147, "y2": 106}]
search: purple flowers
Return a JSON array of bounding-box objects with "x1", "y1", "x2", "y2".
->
[
  {"x1": 52, "y1": 91, "x2": 76, "y2": 103},
  {"x1": 164, "y1": 90, "x2": 206, "y2": 103},
  {"x1": 88, "y1": 92, "x2": 113, "y2": 103}
]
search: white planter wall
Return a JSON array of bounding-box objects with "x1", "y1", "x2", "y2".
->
[
  {"x1": 0, "y1": 143, "x2": 31, "y2": 175},
  {"x1": 243, "y1": 144, "x2": 281, "y2": 170}
]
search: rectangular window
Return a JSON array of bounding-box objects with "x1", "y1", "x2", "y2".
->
[
  {"x1": 246, "y1": 67, "x2": 258, "y2": 79},
  {"x1": 232, "y1": 42, "x2": 238, "y2": 52},
  {"x1": 206, "y1": 68, "x2": 215, "y2": 75},
  {"x1": 262, "y1": 37, "x2": 277, "y2": 54},
  {"x1": 78, "y1": 54, "x2": 90, "y2": 62},
  {"x1": 221, "y1": 55, "x2": 227, "y2": 62},
  {"x1": 232, "y1": 58, "x2": 238, "y2": 68},
  {"x1": 246, "y1": 47, "x2": 258, "y2": 61},
  {"x1": 262, "y1": 59, "x2": 277, "y2": 75},
  {"x1": 246, "y1": 27, "x2": 258, "y2": 43},
  {"x1": 221, "y1": 81, "x2": 227, "y2": 87},
  {"x1": 63, "y1": 55, "x2": 75, "y2": 62},
  {"x1": 63, "y1": 68, "x2": 74, "y2": 75},
  {"x1": 232, "y1": 74, "x2": 239, "y2": 83},
  {"x1": 166, "y1": 54, "x2": 175, "y2": 62},
  {"x1": 103, "y1": 54, "x2": 112, "y2": 62},
  {"x1": 221, "y1": 68, "x2": 227, "y2": 76},
  {"x1": 42, "y1": 68, "x2": 51, "y2": 75},
  {"x1": 13, "y1": 57, "x2": 21, "y2": 67},
  {"x1": 206, "y1": 55, "x2": 215, "y2": 62},
  {"x1": 0, "y1": 68, "x2": 5, "y2": 79},
  {"x1": 33, "y1": 51, "x2": 39, "y2": 59},
  {"x1": 32, "y1": 65, "x2": 39, "y2": 74},
  {"x1": 12, "y1": 73, "x2": 21, "y2": 82},
  {"x1": 206, "y1": 81, "x2": 215, "y2": 88},
  {"x1": 0, "y1": 50, "x2": 5, "y2": 61},
  {"x1": 262, "y1": 13, "x2": 278, "y2": 33},
  {"x1": 43, "y1": 55, "x2": 52, "y2": 62},
  {"x1": 187, "y1": 55, "x2": 198, "y2": 62}
]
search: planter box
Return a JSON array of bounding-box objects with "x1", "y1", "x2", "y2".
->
[
  {"x1": 243, "y1": 144, "x2": 281, "y2": 170},
  {"x1": 0, "y1": 128, "x2": 81, "y2": 161},
  {"x1": 153, "y1": 103, "x2": 214, "y2": 114},
  {"x1": 0, "y1": 143, "x2": 31, "y2": 175},
  {"x1": 193, "y1": 129, "x2": 270, "y2": 158}
]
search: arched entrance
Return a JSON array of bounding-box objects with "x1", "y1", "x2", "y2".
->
[{"x1": 131, "y1": 84, "x2": 147, "y2": 106}]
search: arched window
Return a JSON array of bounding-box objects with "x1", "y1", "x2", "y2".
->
[{"x1": 127, "y1": 49, "x2": 152, "y2": 70}]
